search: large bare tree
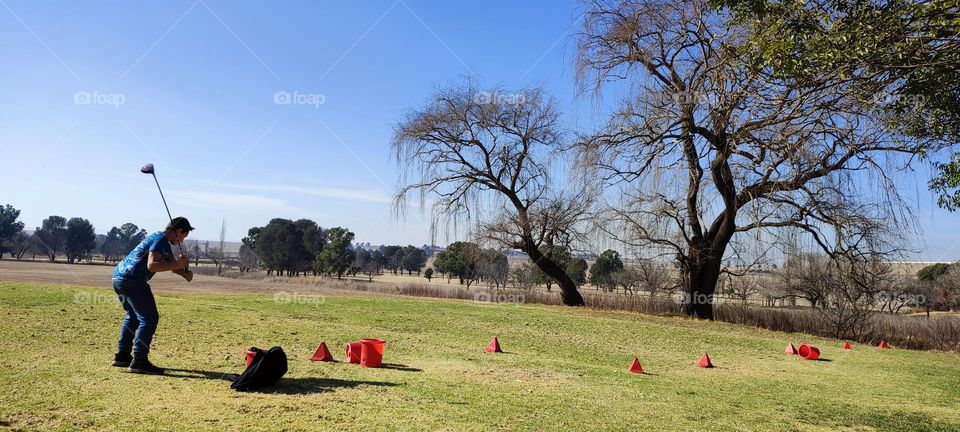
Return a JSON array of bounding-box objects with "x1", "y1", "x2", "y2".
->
[
  {"x1": 392, "y1": 80, "x2": 591, "y2": 306},
  {"x1": 575, "y1": 0, "x2": 944, "y2": 318}
]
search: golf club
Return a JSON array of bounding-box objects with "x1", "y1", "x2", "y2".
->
[{"x1": 140, "y1": 163, "x2": 188, "y2": 270}]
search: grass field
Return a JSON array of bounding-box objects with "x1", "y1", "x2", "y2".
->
[{"x1": 1, "y1": 276, "x2": 959, "y2": 430}]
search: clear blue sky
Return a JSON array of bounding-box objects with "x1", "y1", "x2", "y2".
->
[{"x1": 2, "y1": 0, "x2": 957, "y2": 261}]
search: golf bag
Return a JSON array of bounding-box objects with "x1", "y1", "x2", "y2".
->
[{"x1": 230, "y1": 346, "x2": 287, "y2": 391}]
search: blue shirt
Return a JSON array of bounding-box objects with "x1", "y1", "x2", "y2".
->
[{"x1": 113, "y1": 231, "x2": 174, "y2": 282}]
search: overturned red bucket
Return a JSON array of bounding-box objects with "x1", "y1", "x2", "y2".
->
[
  {"x1": 244, "y1": 347, "x2": 261, "y2": 367},
  {"x1": 360, "y1": 338, "x2": 387, "y2": 368},
  {"x1": 345, "y1": 342, "x2": 362, "y2": 364},
  {"x1": 798, "y1": 344, "x2": 820, "y2": 360}
]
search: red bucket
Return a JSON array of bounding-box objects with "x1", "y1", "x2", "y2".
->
[
  {"x1": 798, "y1": 344, "x2": 820, "y2": 360},
  {"x1": 360, "y1": 338, "x2": 386, "y2": 368},
  {"x1": 244, "y1": 348, "x2": 261, "y2": 367},
  {"x1": 345, "y1": 342, "x2": 362, "y2": 364}
]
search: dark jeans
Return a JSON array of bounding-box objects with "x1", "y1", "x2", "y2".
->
[{"x1": 113, "y1": 278, "x2": 160, "y2": 360}]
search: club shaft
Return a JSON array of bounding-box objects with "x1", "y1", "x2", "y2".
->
[
  {"x1": 151, "y1": 174, "x2": 174, "y2": 221},
  {"x1": 151, "y1": 173, "x2": 185, "y2": 258}
]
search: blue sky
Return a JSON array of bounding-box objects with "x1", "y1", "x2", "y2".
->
[{"x1": 1, "y1": 0, "x2": 957, "y2": 261}]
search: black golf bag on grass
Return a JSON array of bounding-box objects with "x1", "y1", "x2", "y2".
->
[{"x1": 230, "y1": 346, "x2": 288, "y2": 391}]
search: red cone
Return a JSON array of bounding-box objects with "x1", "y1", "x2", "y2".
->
[
  {"x1": 698, "y1": 352, "x2": 714, "y2": 368},
  {"x1": 878, "y1": 340, "x2": 889, "y2": 349},
  {"x1": 843, "y1": 341, "x2": 852, "y2": 350},
  {"x1": 785, "y1": 343, "x2": 798, "y2": 355},
  {"x1": 628, "y1": 357, "x2": 644, "y2": 374},
  {"x1": 485, "y1": 337, "x2": 502, "y2": 353},
  {"x1": 310, "y1": 342, "x2": 334, "y2": 362}
]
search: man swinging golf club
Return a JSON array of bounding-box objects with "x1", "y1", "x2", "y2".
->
[{"x1": 111, "y1": 217, "x2": 194, "y2": 374}]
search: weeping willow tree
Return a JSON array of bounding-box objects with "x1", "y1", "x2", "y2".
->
[
  {"x1": 391, "y1": 80, "x2": 593, "y2": 306},
  {"x1": 575, "y1": 0, "x2": 944, "y2": 319}
]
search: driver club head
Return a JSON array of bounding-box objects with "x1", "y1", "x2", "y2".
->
[{"x1": 140, "y1": 163, "x2": 155, "y2": 174}]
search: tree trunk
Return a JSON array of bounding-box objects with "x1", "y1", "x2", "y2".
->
[
  {"x1": 682, "y1": 256, "x2": 722, "y2": 320},
  {"x1": 525, "y1": 240, "x2": 584, "y2": 306}
]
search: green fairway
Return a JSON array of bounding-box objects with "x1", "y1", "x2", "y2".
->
[{"x1": 1, "y1": 282, "x2": 958, "y2": 431}]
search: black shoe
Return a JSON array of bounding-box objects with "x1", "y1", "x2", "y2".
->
[
  {"x1": 111, "y1": 353, "x2": 133, "y2": 368},
  {"x1": 128, "y1": 358, "x2": 165, "y2": 375}
]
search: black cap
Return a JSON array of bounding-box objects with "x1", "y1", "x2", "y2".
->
[{"x1": 166, "y1": 217, "x2": 195, "y2": 233}]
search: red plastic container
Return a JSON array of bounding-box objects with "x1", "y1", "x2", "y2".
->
[
  {"x1": 798, "y1": 344, "x2": 820, "y2": 360},
  {"x1": 360, "y1": 338, "x2": 386, "y2": 368},
  {"x1": 345, "y1": 342, "x2": 362, "y2": 364},
  {"x1": 245, "y1": 348, "x2": 260, "y2": 367}
]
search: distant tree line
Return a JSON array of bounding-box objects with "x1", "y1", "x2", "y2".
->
[
  {"x1": 242, "y1": 218, "x2": 333, "y2": 277},
  {"x1": 240, "y1": 218, "x2": 432, "y2": 280},
  {"x1": 352, "y1": 245, "x2": 430, "y2": 282},
  {"x1": 101, "y1": 224, "x2": 148, "y2": 262},
  {"x1": 430, "y1": 241, "x2": 509, "y2": 288},
  {"x1": 0, "y1": 203, "x2": 149, "y2": 264}
]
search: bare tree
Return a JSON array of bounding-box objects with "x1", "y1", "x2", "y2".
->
[
  {"x1": 575, "y1": 0, "x2": 937, "y2": 318},
  {"x1": 362, "y1": 259, "x2": 381, "y2": 282},
  {"x1": 610, "y1": 266, "x2": 641, "y2": 295},
  {"x1": 823, "y1": 256, "x2": 889, "y2": 339},
  {"x1": 205, "y1": 221, "x2": 229, "y2": 275},
  {"x1": 875, "y1": 275, "x2": 915, "y2": 314},
  {"x1": 721, "y1": 274, "x2": 761, "y2": 304},
  {"x1": 188, "y1": 240, "x2": 202, "y2": 267},
  {"x1": 393, "y1": 79, "x2": 592, "y2": 306},
  {"x1": 634, "y1": 260, "x2": 678, "y2": 298},
  {"x1": 915, "y1": 280, "x2": 945, "y2": 318},
  {"x1": 509, "y1": 263, "x2": 537, "y2": 293},
  {"x1": 238, "y1": 244, "x2": 260, "y2": 273},
  {"x1": 787, "y1": 253, "x2": 834, "y2": 309},
  {"x1": 6, "y1": 231, "x2": 31, "y2": 261},
  {"x1": 755, "y1": 275, "x2": 794, "y2": 307},
  {"x1": 216, "y1": 219, "x2": 228, "y2": 275},
  {"x1": 941, "y1": 264, "x2": 960, "y2": 312}
]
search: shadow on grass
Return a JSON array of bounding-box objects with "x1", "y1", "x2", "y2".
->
[
  {"x1": 379, "y1": 363, "x2": 422, "y2": 372},
  {"x1": 164, "y1": 368, "x2": 237, "y2": 381},
  {"x1": 249, "y1": 377, "x2": 399, "y2": 395},
  {"x1": 163, "y1": 368, "x2": 400, "y2": 395}
]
